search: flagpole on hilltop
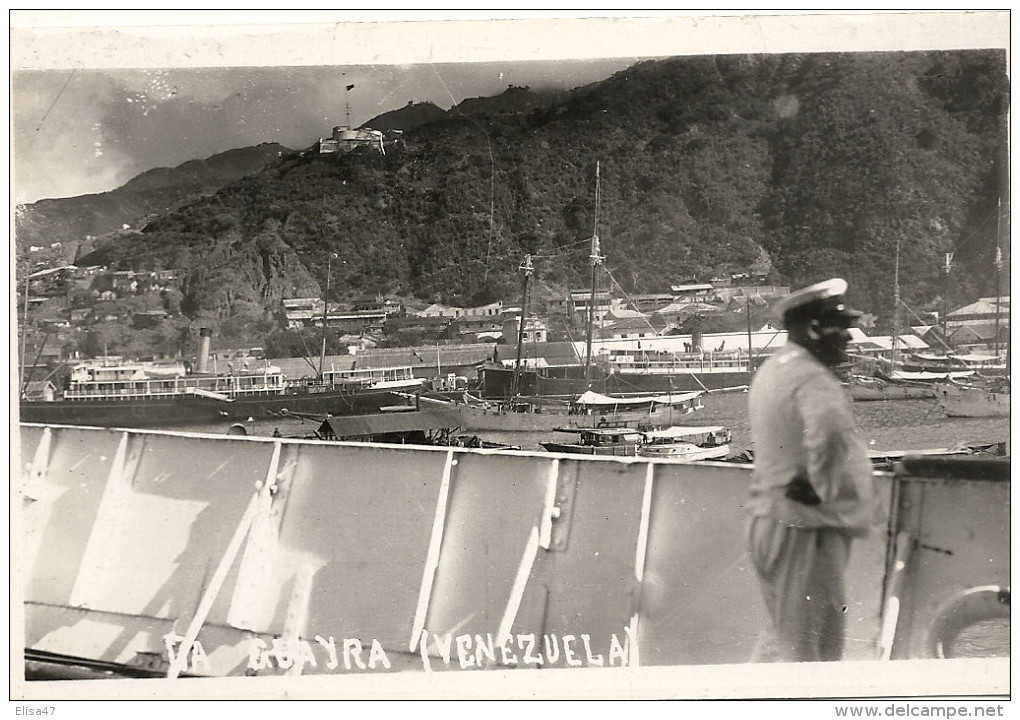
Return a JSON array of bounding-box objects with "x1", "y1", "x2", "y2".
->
[{"x1": 345, "y1": 83, "x2": 355, "y2": 128}]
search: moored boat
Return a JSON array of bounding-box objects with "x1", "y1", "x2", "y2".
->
[
  {"x1": 541, "y1": 422, "x2": 732, "y2": 460},
  {"x1": 480, "y1": 355, "x2": 752, "y2": 398},
  {"x1": 904, "y1": 352, "x2": 1008, "y2": 376},
  {"x1": 541, "y1": 426, "x2": 647, "y2": 456},
  {"x1": 410, "y1": 388, "x2": 704, "y2": 433},
  {"x1": 635, "y1": 425, "x2": 731, "y2": 461},
  {"x1": 311, "y1": 408, "x2": 519, "y2": 449},
  {"x1": 937, "y1": 378, "x2": 1010, "y2": 418},
  {"x1": 846, "y1": 374, "x2": 937, "y2": 401},
  {"x1": 18, "y1": 335, "x2": 425, "y2": 428}
]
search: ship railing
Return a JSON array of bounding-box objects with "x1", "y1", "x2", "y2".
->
[
  {"x1": 320, "y1": 366, "x2": 417, "y2": 386},
  {"x1": 62, "y1": 376, "x2": 288, "y2": 400},
  {"x1": 62, "y1": 387, "x2": 289, "y2": 401},
  {"x1": 609, "y1": 358, "x2": 750, "y2": 372}
]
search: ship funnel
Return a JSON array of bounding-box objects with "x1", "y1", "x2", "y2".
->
[
  {"x1": 691, "y1": 329, "x2": 703, "y2": 353},
  {"x1": 197, "y1": 328, "x2": 213, "y2": 374}
]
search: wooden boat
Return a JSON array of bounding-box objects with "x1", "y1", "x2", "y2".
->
[
  {"x1": 541, "y1": 423, "x2": 732, "y2": 460},
  {"x1": 904, "y1": 352, "x2": 1008, "y2": 376},
  {"x1": 636, "y1": 425, "x2": 731, "y2": 461},
  {"x1": 541, "y1": 426, "x2": 647, "y2": 456},
  {"x1": 846, "y1": 374, "x2": 937, "y2": 401},
  {"x1": 409, "y1": 389, "x2": 704, "y2": 433},
  {"x1": 312, "y1": 408, "x2": 520, "y2": 449},
  {"x1": 937, "y1": 378, "x2": 1010, "y2": 418},
  {"x1": 866, "y1": 441, "x2": 1007, "y2": 471},
  {"x1": 721, "y1": 441, "x2": 1007, "y2": 470}
]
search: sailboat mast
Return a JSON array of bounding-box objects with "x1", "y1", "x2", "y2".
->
[
  {"x1": 319, "y1": 252, "x2": 337, "y2": 378},
  {"x1": 994, "y1": 197, "x2": 1002, "y2": 359},
  {"x1": 584, "y1": 162, "x2": 604, "y2": 384},
  {"x1": 19, "y1": 271, "x2": 29, "y2": 398},
  {"x1": 892, "y1": 239, "x2": 901, "y2": 369},
  {"x1": 745, "y1": 296, "x2": 753, "y2": 374},
  {"x1": 942, "y1": 252, "x2": 952, "y2": 343},
  {"x1": 511, "y1": 254, "x2": 534, "y2": 398}
]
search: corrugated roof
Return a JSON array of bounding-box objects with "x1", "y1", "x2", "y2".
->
[
  {"x1": 949, "y1": 322, "x2": 1004, "y2": 342},
  {"x1": 272, "y1": 343, "x2": 496, "y2": 379},
  {"x1": 503, "y1": 341, "x2": 582, "y2": 362},
  {"x1": 670, "y1": 284, "x2": 715, "y2": 292},
  {"x1": 604, "y1": 316, "x2": 661, "y2": 331},
  {"x1": 949, "y1": 299, "x2": 1003, "y2": 317},
  {"x1": 851, "y1": 334, "x2": 929, "y2": 351}
]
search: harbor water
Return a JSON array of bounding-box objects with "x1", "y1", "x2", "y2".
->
[{"x1": 175, "y1": 390, "x2": 1010, "y2": 456}]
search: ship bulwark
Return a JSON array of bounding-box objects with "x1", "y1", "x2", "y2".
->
[{"x1": 16, "y1": 424, "x2": 1009, "y2": 689}]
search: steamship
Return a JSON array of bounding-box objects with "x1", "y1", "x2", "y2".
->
[
  {"x1": 479, "y1": 329, "x2": 765, "y2": 400},
  {"x1": 18, "y1": 329, "x2": 423, "y2": 428}
]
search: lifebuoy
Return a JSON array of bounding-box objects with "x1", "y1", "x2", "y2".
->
[{"x1": 924, "y1": 585, "x2": 1010, "y2": 659}]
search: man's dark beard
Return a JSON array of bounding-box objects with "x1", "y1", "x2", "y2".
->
[{"x1": 811, "y1": 327, "x2": 851, "y2": 369}]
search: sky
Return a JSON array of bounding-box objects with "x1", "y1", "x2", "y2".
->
[
  {"x1": 9, "y1": 11, "x2": 1009, "y2": 205},
  {"x1": 11, "y1": 59, "x2": 637, "y2": 204}
]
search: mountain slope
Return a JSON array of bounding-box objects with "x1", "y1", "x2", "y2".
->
[
  {"x1": 58, "y1": 52, "x2": 1013, "y2": 342},
  {"x1": 15, "y1": 143, "x2": 292, "y2": 257},
  {"x1": 364, "y1": 101, "x2": 447, "y2": 132}
]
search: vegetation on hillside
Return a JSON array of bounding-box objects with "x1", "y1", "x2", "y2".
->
[{"x1": 44, "y1": 51, "x2": 1012, "y2": 346}]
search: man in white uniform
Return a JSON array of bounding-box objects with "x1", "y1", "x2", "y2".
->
[{"x1": 746, "y1": 278, "x2": 883, "y2": 662}]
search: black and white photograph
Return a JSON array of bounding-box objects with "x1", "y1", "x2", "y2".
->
[{"x1": 10, "y1": 10, "x2": 1011, "y2": 709}]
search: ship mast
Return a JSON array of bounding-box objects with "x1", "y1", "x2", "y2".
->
[
  {"x1": 994, "y1": 197, "x2": 1003, "y2": 359},
  {"x1": 941, "y1": 251, "x2": 953, "y2": 343},
  {"x1": 745, "y1": 296, "x2": 753, "y2": 375},
  {"x1": 892, "y1": 239, "x2": 901, "y2": 369},
  {"x1": 319, "y1": 252, "x2": 338, "y2": 379},
  {"x1": 584, "y1": 162, "x2": 604, "y2": 385},
  {"x1": 18, "y1": 270, "x2": 29, "y2": 398},
  {"x1": 510, "y1": 253, "x2": 534, "y2": 399}
]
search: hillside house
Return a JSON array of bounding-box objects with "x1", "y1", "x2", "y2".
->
[
  {"x1": 318, "y1": 126, "x2": 386, "y2": 155},
  {"x1": 150, "y1": 269, "x2": 177, "y2": 283},
  {"x1": 419, "y1": 300, "x2": 503, "y2": 319},
  {"x1": 283, "y1": 297, "x2": 322, "y2": 328},
  {"x1": 717, "y1": 285, "x2": 790, "y2": 303},
  {"x1": 26, "y1": 266, "x2": 74, "y2": 296},
  {"x1": 109, "y1": 271, "x2": 138, "y2": 293},
  {"x1": 72, "y1": 265, "x2": 106, "y2": 280},
  {"x1": 628, "y1": 293, "x2": 674, "y2": 313},
  {"x1": 651, "y1": 301, "x2": 720, "y2": 321},
  {"x1": 39, "y1": 318, "x2": 71, "y2": 331},
  {"x1": 596, "y1": 315, "x2": 669, "y2": 341},
  {"x1": 22, "y1": 380, "x2": 57, "y2": 402},
  {"x1": 564, "y1": 289, "x2": 612, "y2": 323},
  {"x1": 500, "y1": 315, "x2": 548, "y2": 345},
  {"x1": 945, "y1": 296, "x2": 1010, "y2": 346},
  {"x1": 448, "y1": 315, "x2": 505, "y2": 340},
  {"x1": 669, "y1": 283, "x2": 718, "y2": 303}
]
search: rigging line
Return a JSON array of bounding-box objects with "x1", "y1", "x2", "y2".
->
[
  {"x1": 530, "y1": 235, "x2": 603, "y2": 260},
  {"x1": 429, "y1": 65, "x2": 497, "y2": 281},
  {"x1": 896, "y1": 298, "x2": 955, "y2": 353},
  {"x1": 602, "y1": 265, "x2": 660, "y2": 335},
  {"x1": 35, "y1": 68, "x2": 77, "y2": 134},
  {"x1": 949, "y1": 208, "x2": 998, "y2": 255}
]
